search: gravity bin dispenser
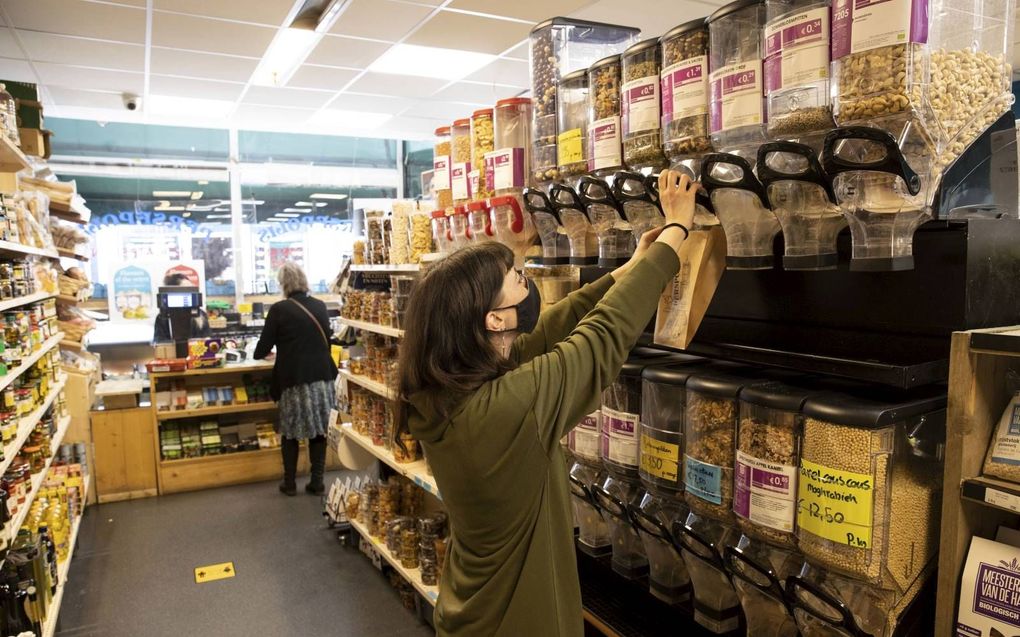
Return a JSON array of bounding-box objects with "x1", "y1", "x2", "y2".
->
[
  {"x1": 701, "y1": 152, "x2": 781, "y2": 270},
  {"x1": 549, "y1": 183, "x2": 599, "y2": 265},
  {"x1": 578, "y1": 175, "x2": 634, "y2": 267},
  {"x1": 523, "y1": 189, "x2": 571, "y2": 265},
  {"x1": 611, "y1": 171, "x2": 665, "y2": 242}
]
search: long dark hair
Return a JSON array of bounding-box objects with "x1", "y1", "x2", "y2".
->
[{"x1": 396, "y1": 242, "x2": 516, "y2": 434}]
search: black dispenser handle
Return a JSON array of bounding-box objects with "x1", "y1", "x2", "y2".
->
[
  {"x1": 700, "y1": 152, "x2": 770, "y2": 209},
  {"x1": 757, "y1": 141, "x2": 837, "y2": 204},
  {"x1": 821, "y1": 126, "x2": 921, "y2": 197}
]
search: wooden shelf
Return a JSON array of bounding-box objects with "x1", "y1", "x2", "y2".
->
[
  {"x1": 160, "y1": 446, "x2": 280, "y2": 467},
  {"x1": 0, "y1": 135, "x2": 31, "y2": 173},
  {"x1": 56, "y1": 247, "x2": 89, "y2": 261},
  {"x1": 349, "y1": 516, "x2": 439, "y2": 606},
  {"x1": 350, "y1": 263, "x2": 421, "y2": 272},
  {"x1": 0, "y1": 332, "x2": 64, "y2": 394},
  {"x1": 57, "y1": 294, "x2": 84, "y2": 304},
  {"x1": 41, "y1": 474, "x2": 89, "y2": 637},
  {"x1": 6, "y1": 414, "x2": 71, "y2": 543},
  {"x1": 0, "y1": 290, "x2": 55, "y2": 313},
  {"x1": 0, "y1": 240, "x2": 59, "y2": 260},
  {"x1": 339, "y1": 318, "x2": 404, "y2": 338},
  {"x1": 60, "y1": 339, "x2": 85, "y2": 351},
  {"x1": 150, "y1": 361, "x2": 274, "y2": 379},
  {"x1": 338, "y1": 368, "x2": 396, "y2": 401},
  {"x1": 0, "y1": 375, "x2": 67, "y2": 478},
  {"x1": 156, "y1": 401, "x2": 276, "y2": 421},
  {"x1": 341, "y1": 424, "x2": 440, "y2": 500},
  {"x1": 961, "y1": 476, "x2": 1020, "y2": 513}
]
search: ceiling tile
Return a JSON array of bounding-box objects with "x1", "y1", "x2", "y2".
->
[
  {"x1": 0, "y1": 30, "x2": 23, "y2": 59},
  {"x1": 0, "y1": 58, "x2": 36, "y2": 83},
  {"x1": 287, "y1": 65, "x2": 360, "y2": 92},
  {"x1": 346, "y1": 72, "x2": 447, "y2": 98},
  {"x1": 465, "y1": 58, "x2": 529, "y2": 86},
  {"x1": 154, "y1": 0, "x2": 294, "y2": 26},
  {"x1": 152, "y1": 12, "x2": 275, "y2": 57},
  {"x1": 306, "y1": 35, "x2": 391, "y2": 69},
  {"x1": 35, "y1": 62, "x2": 143, "y2": 93},
  {"x1": 432, "y1": 82, "x2": 523, "y2": 105},
  {"x1": 383, "y1": 114, "x2": 447, "y2": 138},
  {"x1": 2, "y1": 0, "x2": 146, "y2": 42},
  {"x1": 17, "y1": 31, "x2": 144, "y2": 72},
  {"x1": 569, "y1": 0, "x2": 720, "y2": 40},
  {"x1": 150, "y1": 48, "x2": 259, "y2": 83},
  {"x1": 329, "y1": 93, "x2": 413, "y2": 115},
  {"x1": 447, "y1": 0, "x2": 593, "y2": 22},
  {"x1": 45, "y1": 87, "x2": 126, "y2": 109},
  {"x1": 242, "y1": 85, "x2": 334, "y2": 109},
  {"x1": 404, "y1": 99, "x2": 479, "y2": 121},
  {"x1": 406, "y1": 11, "x2": 531, "y2": 54},
  {"x1": 149, "y1": 75, "x2": 245, "y2": 101},
  {"x1": 331, "y1": 0, "x2": 434, "y2": 42},
  {"x1": 502, "y1": 40, "x2": 528, "y2": 60},
  {"x1": 233, "y1": 103, "x2": 315, "y2": 123}
]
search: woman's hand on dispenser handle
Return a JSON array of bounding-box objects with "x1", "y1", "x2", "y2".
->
[{"x1": 656, "y1": 170, "x2": 699, "y2": 252}]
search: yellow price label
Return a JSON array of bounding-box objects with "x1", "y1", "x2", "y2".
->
[
  {"x1": 194, "y1": 561, "x2": 236, "y2": 584},
  {"x1": 640, "y1": 434, "x2": 679, "y2": 483},
  {"x1": 796, "y1": 459, "x2": 874, "y2": 549},
  {"x1": 557, "y1": 128, "x2": 584, "y2": 166}
]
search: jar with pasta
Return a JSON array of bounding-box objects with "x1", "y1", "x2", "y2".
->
[
  {"x1": 660, "y1": 18, "x2": 714, "y2": 164},
  {"x1": 433, "y1": 126, "x2": 452, "y2": 210},
  {"x1": 621, "y1": 38, "x2": 666, "y2": 169},
  {"x1": 796, "y1": 386, "x2": 946, "y2": 602},
  {"x1": 587, "y1": 54, "x2": 624, "y2": 177},
  {"x1": 451, "y1": 118, "x2": 472, "y2": 205},
  {"x1": 471, "y1": 109, "x2": 494, "y2": 200},
  {"x1": 684, "y1": 370, "x2": 762, "y2": 522},
  {"x1": 556, "y1": 69, "x2": 589, "y2": 182}
]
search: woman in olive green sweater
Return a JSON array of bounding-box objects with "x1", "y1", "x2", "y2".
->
[{"x1": 397, "y1": 171, "x2": 698, "y2": 636}]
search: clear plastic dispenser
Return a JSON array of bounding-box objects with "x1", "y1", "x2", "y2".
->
[
  {"x1": 430, "y1": 209, "x2": 453, "y2": 257},
  {"x1": 630, "y1": 489, "x2": 691, "y2": 605},
  {"x1": 556, "y1": 69, "x2": 590, "y2": 184},
  {"x1": 701, "y1": 152, "x2": 781, "y2": 270},
  {"x1": 724, "y1": 534, "x2": 802, "y2": 637},
  {"x1": 448, "y1": 204, "x2": 472, "y2": 251},
  {"x1": 757, "y1": 141, "x2": 846, "y2": 271},
  {"x1": 678, "y1": 511, "x2": 744, "y2": 634},
  {"x1": 707, "y1": 0, "x2": 768, "y2": 155},
  {"x1": 621, "y1": 38, "x2": 667, "y2": 170},
  {"x1": 661, "y1": 18, "x2": 714, "y2": 170},
  {"x1": 488, "y1": 194, "x2": 537, "y2": 267},
  {"x1": 578, "y1": 175, "x2": 633, "y2": 267},
  {"x1": 588, "y1": 54, "x2": 625, "y2": 178},
  {"x1": 611, "y1": 171, "x2": 665, "y2": 241},
  {"x1": 821, "y1": 126, "x2": 925, "y2": 271},
  {"x1": 522, "y1": 189, "x2": 571, "y2": 265},
  {"x1": 466, "y1": 199, "x2": 493, "y2": 244},
  {"x1": 549, "y1": 183, "x2": 599, "y2": 266},
  {"x1": 569, "y1": 461, "x2": 612, "y2": 557},
  {"x1": 592, "y1": 473, "x2": 649, "y2": 579}
]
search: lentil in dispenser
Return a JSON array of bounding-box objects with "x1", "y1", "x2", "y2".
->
[
  {"x1": 587, "y1": 55, "x2": 624, "y2": 177},
  {"x1": 757, "y1": 140, "x2": 846, "y2": 271},
  {"x1": 490, "y1": 98, "x2": 532, "y2": 195},
  {"x1": 549, "y1": 183, "x2": 599, "y2": 266},
  {"x1": 621, "y1": 38, "x2": 667, "y2": 170},
  {"x1": 790, "y1": 386, "x2": 947, "y2": 637},
  {"x1": 701, "y1": 152, "x2": 781, "y2": 270},
  {"x1": 661, "y1": 18, "x2": 714, "y2": 173},
  {"x1": 529, "y1": 18, "x2": 640, "y2": 185},
  {"x1": 578, "y1": 176, "x2": 632, "y2": 267},
  {"x1": 707, "y1": 0, "x2": 768, "y2": 158},
  {"x1": 523, "y1": 189, "x2": 571, "y2": 265},
  {"x1": 433, "y1": 126, "x2": 452, "y2": 210}
]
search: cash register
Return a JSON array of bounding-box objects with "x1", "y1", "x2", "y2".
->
[{"x1": 156, "y1": 286, "x2": 204, "y2": 358}]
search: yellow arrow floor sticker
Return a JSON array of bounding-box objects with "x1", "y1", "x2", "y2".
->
[{"x1": 194, "y1": 562, "x2": 236, "y2": 584}]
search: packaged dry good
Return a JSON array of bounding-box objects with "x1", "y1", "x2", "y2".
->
[
  {"x1": 795, "y1": 387, "x2": 946, "y2": 598},
  {"x1": 491, "y1": 98, "x2": 532, "y2": 195},
  {"x1": 556, "y1": 70, "x2": 590, "y2": 181},
  {"x1": 451, "y1": 119, "x2": 473, "y2": 204},
  {"x1": 707, "y1": 0, "x2": 767, "y2": 152},
  {"x1": 735, "y1": 382, "x2": 815, "y2": 548},
  {"x1": 678, "y1": 512, "x2": 744, "y2": 633},
  {"x1": 592, "y1": 473, "x2": 648, "y2": 579},
  {"x1": 471, "y1": 109, "x2": 494, "y2": 200},
  {"x1": 639, "y1": 360, "x2": 709, "y2": 494},
  {"x1": 569, "y1": 461, "x2": 612, "y2": 556},
  {"x1": 587, "y1": 55, "x2": 624, "y2": 175},
  {"x1": 529, "y1": 18, "x2": 639, "y2": 184},
  {"x1": 352, "y1": 239, "x2": 366, "y2": 265},
  {"x1": 724, "y1": 534, "x2": 802, "y2": 637},
  {"x1": 621, "y1": 39, "x2": 666, "y2": 169},
  {"x1": 684, "y1": 369, "x2": 763, "y2": 522},
  {"x1": 433, "y1": 126, "x2": 453, "y2": 210},
  {"x1": 763, "y1": 0, "x2": 833, "y2": 138},
  {"x1": 660, "y1": 19, "x2": 714, "y2": 161},
  {"x1": 630, "y1": 488, "x2": 692, "y2": 604},
  {"x1": 365, "y1": 212, "x2": 390, "y2": 265},
  {"x1": 389, "y1": 200, "x2": 412, "y2": 265},
  {"x1": 983, "y1": 390, "x2": 1020, "y2": 482},
  {"x1": 0, "y1": 84, "x2": 19, "y2": 147}
]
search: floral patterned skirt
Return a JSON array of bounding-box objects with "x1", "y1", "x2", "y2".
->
[{"x1": 278, "y1": 380, "x2": 335, "y2": 440}]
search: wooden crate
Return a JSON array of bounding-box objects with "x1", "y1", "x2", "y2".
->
[
  {"x1": 92, "y1": 407, "x2": 159, "y2": 504},
  {"x1": 935, "y1": 327, "x2": 1020, "y2": 635}
]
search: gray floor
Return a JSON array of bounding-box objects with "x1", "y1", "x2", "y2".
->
[{"x1": 54, "y1": 472, "x2": 435, "y2": 637}]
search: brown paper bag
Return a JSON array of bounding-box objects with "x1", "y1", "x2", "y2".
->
[{"x1": 653, "y1": 226, "x2": 727, "y2": 349}]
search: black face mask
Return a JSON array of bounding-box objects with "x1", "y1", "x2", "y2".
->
[{"x1": 492, "y1": 277, "x2": 542, "y2": 334}]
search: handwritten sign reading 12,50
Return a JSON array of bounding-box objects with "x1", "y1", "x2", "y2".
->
[{"x1": 796, "y1": 458, "x2": 874, "y2": 549}]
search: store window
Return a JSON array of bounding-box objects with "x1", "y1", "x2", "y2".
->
[
  {"x1": 403, "y1": 140, "x2": 434, "y2": 199},
  {"x1": 48, "y1": 118, "x2": 229, "y2": 161},
  {"x1": 238, "y1": 130, "x2": 397, "y2": 168}
]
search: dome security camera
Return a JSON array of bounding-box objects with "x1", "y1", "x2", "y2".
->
[{"x1": 123, "y1": 93, "x2": 140, "y2": 111}]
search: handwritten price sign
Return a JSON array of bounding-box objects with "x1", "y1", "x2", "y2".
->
[{"x1": 796, "y1": 458, "x2": 874, "y2": 548}]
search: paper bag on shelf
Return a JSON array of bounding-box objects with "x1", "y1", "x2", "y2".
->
[{"x1": 653, "y1": 226, "x2": 726, "y2": 350}]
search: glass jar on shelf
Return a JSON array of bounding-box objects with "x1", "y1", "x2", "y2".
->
[
  {"x1": 433, "y1": 126, "x2": 453, "y2": 210},
  {"x1": 621, "y1": 38, "x2": 666, "y2": 170},
  {"x1": 471, "y1": 109, "x2": 494, "y2": 201}
]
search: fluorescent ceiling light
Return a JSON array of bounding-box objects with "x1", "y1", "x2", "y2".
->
[
  {"x1": 190, "y1": 191, "x2": 203, "y2": 200},
  {"x1": 153, "y1": 191, "x2": 192, "y2": 197},
  {"x1": 198, "y1": 180, "x2": 209, "y2": 185},
  {"x1": 206, "y1": 214, "x2": 231, "y2": 219},
  {"x1": 183, "y1": 212, "x2": 192, "y2": 218},
  {"x1": 307, "y1": 109, "x2": 391, "y2": 130},
  {"x1": 368, "y1": 44, "x2": 496, "y2": 81},
  {"x1": 148, "y1": 95, "x2": 235, "y2": 118},
  {"x1": 214, "y1": 207, "x2": 230, "y2": 212},
  {"x1": 266, "y1": 219, "x2": 286, "y2": 223},
  {"x1": 283, "y1": 208, "x2": 305, "y2": 212},
  {"x1": 277, "y1": 213, "x2": 301, "y2": 218},
  {"x1": 251, "y1": 28, "x2": 322, "y2": 87},
  {"x1": 295, "y1": 202, "x2": 314, "y2": 207},
  {"x1": 310, "y1": 193, "x2": 348, "y2": 200}
]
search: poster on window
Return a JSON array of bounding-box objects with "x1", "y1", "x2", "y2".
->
[{"x1": 108, "y1": 260, "x2": 205, "y2": 323}]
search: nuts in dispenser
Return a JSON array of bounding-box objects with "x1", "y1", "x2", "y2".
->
[
  {"x1": 684, "y1": 393, "x2": 736, "y2": 521},
  {"x1": 622, "y1": 39, "x2": 666, "y2": 168},
  {"x1": 661, "y1": 20, "x2": 713, "y2": 159}
]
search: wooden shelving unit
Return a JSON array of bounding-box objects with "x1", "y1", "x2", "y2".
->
[
  {"x1": 56, "y1": 247, "x2": 89, "y2": 261},
  {"x1": 155, "y1": 401, "x2": 276, "y2": 421},
  {"x1": 0, "y1": 375, "x2": 67, "y2": 478},
  {"x1": 338, "y1": 317, "x2": 404, "y2": 338},
  {"x1": 349, "y1": 516, "x2": 439, "y2": 606},
  {"x1": 338, "y1": 368, "x2": 397, "y2": 401},
  {"x1": 0, "y1": 290, "x2": 55, "y2": 313},
  {"x1": 0, "y1": 135, "x2": 31, "y2": 173},
  {"x1": 6, "y1": 414, "x2": 71, "y2": 543},
  {"x1": 341, "y1": 424, "x2": 440, "y2": 499},
  {"x1": 0, "y1": 240, "x2": 59, "y2": 260},
  {"x1": 935, "y1": 326, "x2": 1020, "y2": 636},
  {"x1": 0, "y1": 332, "x2": 63, "y2": 394}
]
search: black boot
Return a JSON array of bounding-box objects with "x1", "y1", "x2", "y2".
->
[
  {"x1": 279, "y1": 437, "x2": 298, "y2": 496},
  {"x1": 305, "y1": 435, "x2": 326, "y2": 495}
]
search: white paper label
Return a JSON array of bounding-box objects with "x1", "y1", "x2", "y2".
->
[
  {"x1": 662, "y1": 55, "x2": 709, "y2": 122},
  {"x1": 991, "y1": 395, "x2": 1020, "y2": 466},
  {"x1": 709, "y1": 60, "x2": 764, "y2": 133},
  {"x1": 986, "y1": 488, "x2": 1020, "y2": 514},
  {"x1": 468, "y1": 169, "x2": 480, "y2": 197},
  {"x1": 763, "y1": 7, "x2": 830, "y2": 93},
  {"x1": 489, "y1": 147, "x2": 525, "y2": 190},
  {"x1": 570, "y1": 411, "x2": 600, "y2": 462},
  {"x1": 590, "y1": 116, "x2": 622, "y2": 170},
  {"x1": 622, "y1": 75, "x2": 660, "y2": 135},
  {"x1": 451, "y1": 161, "x2": 471, "y2": 200},
  {"x1": 831, "y1": 0, "x2": 925, "y2": 59},
  {"x1": 734, "y1": 450, "x2": 798, "y2": 532},
  {"x1": 601, "y1": 406, "x2": 640, "y2": 467},
  {"x1": 433, "y1": 154, "x2": 451, "y2": 190}
]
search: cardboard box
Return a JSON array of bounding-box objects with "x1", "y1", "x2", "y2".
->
[
  {"x1": 17, "y1": 128, "x2": 44, "y2": 158},
  {"x1": 958, "y1": 536, "x2": 1020, "y2": 635}
]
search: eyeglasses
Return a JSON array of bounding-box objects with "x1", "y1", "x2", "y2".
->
[{"x1": 491, "y1": 269, "x2": 527, "y2": 312}]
